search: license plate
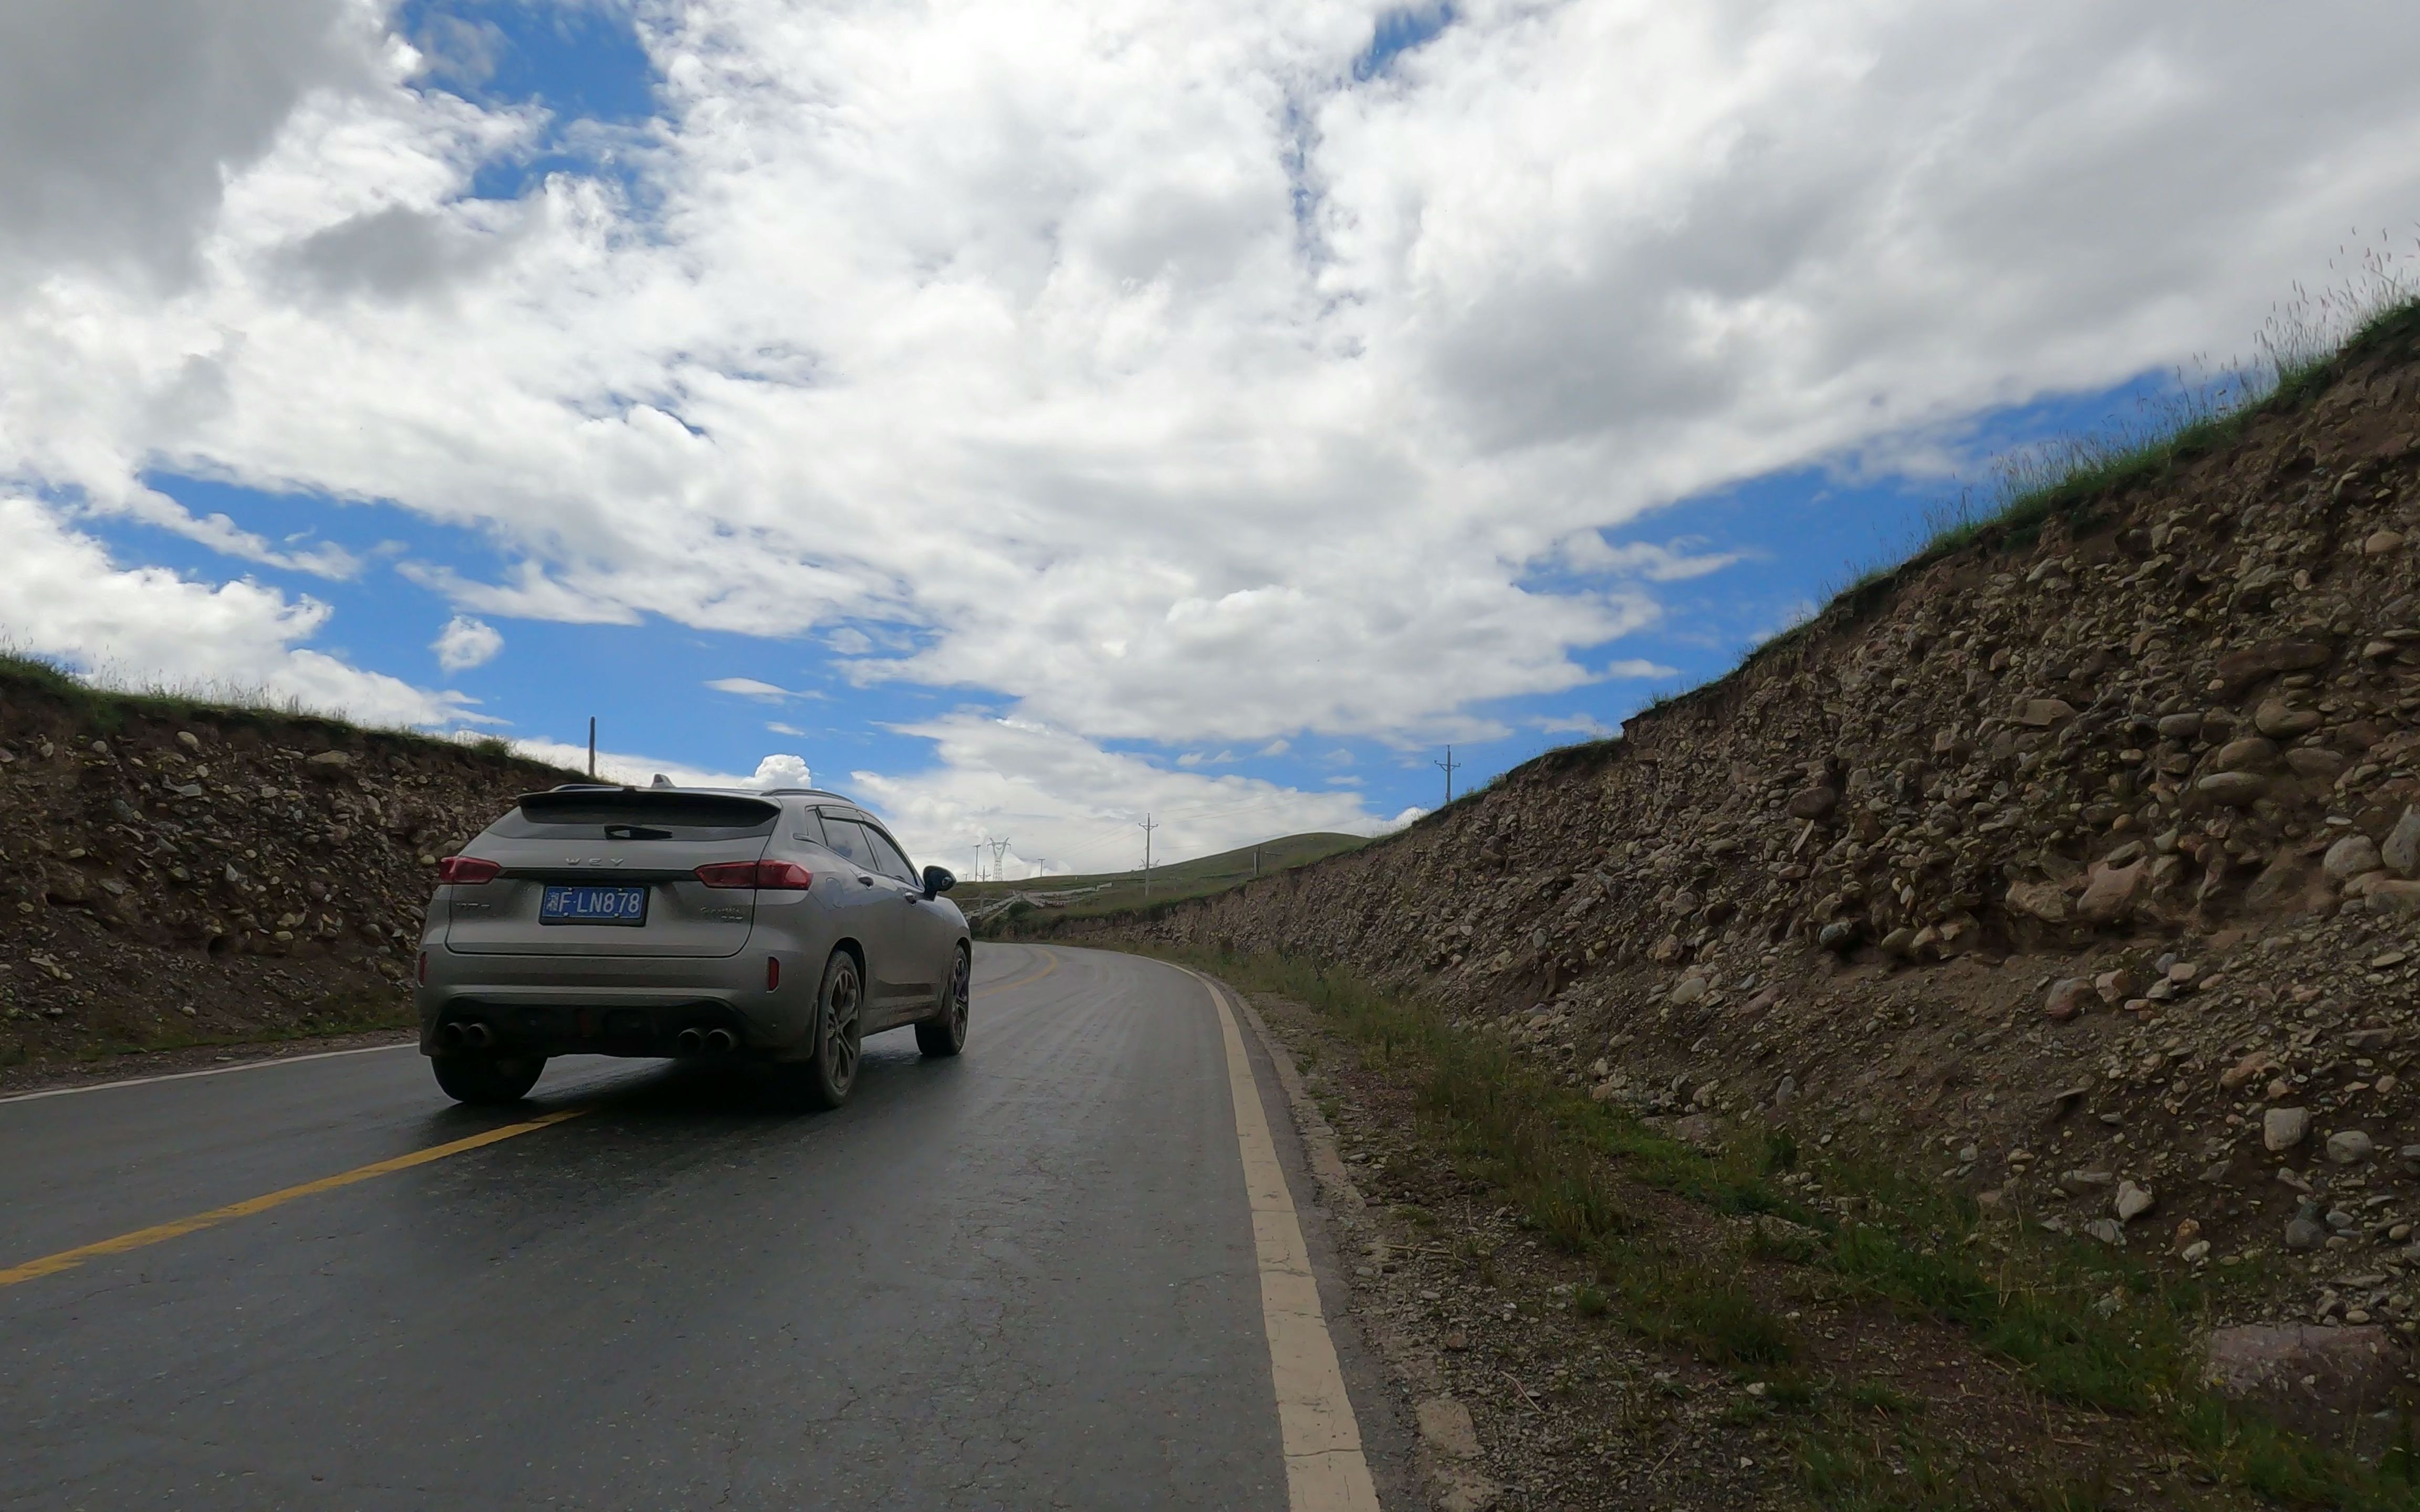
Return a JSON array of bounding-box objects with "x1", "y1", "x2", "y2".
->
[{"x1": 540, "y1": 885, "x2": 649, "y2": 926}]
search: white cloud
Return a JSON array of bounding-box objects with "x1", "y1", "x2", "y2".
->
[
  {"x1": 5, "y1": 2, "x2": 2420, "y2": 815},
  {"x1": 0, "y1": 492, "x2": 471, "y2": 726},
  {"x1": 431, "y1": 613, "x2": 502, "y2": 671},
  {"x1": 750, "y1": 753, "x2": 812, "y2": 790},
  {"x1": 706, "y1": 676, "x2": 792, "y2": 699},
  {"x1": 1535, "y1": 713, "x2": 1616, "y2": 737},
  {"x1": 846, "y1": 714, "x2": 1404, "y2": 877}
]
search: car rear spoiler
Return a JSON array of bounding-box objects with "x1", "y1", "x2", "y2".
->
[{"x1": 515, "y1": 790, "x2": 782, "y2": 827}]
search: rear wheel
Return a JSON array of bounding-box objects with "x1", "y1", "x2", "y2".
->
[
  {"x1": 798, "y1": 950, "x2": 864, "y2": 1109},
  {"x1": 432, "y1": 1051, "x2": 547, "y2": 1105},
  {"x1": 916, "y1": 948, "x2": 971, "y2": 1058}
]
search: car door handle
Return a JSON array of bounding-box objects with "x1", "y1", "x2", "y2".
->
[{"x1": 858, "y1": 875, "x2": 874, "y2": 886}]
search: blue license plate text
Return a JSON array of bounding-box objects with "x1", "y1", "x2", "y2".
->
[{"x1": 540, "y1": 885, "x2": 649, "y2": 925}]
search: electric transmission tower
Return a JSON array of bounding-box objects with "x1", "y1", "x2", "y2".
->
[
  {"x1": 989, "y1": 837, "x2": 1011, "y2": 881},
  {"x1": 1435, "y1": 744, "x2": 1460, "y2": 806}
]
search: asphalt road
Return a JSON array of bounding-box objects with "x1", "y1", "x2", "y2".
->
[{"x1": 0, "y1": 944, "x2": 1393, "y2": 1510}]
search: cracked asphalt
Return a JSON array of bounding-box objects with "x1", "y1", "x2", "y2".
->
[{"x1": 1, "y1": 944, "x2": 1360, "y2": 1509}]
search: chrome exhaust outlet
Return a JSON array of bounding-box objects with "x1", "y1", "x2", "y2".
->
[
  {"x1": 704, "y1": 1027, "x2": 739, "y2": 1054},
  {"x1": 437, "y1": 1021, "x2": 466, "y2": 1049},
  {"x1": 674, "y1": 1027, "x2": 706, "y2": 1055},
  {"x1": 458, "y1": 1021, "x2": 495, "y2": 1049}
]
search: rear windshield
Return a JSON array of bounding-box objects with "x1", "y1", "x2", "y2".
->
[{"x1": 492, "y1": 790, "x2": 779, "y2": 840}]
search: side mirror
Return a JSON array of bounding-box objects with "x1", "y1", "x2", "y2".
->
[{"x1": 922, "y1": 865, "x2": 956, "y2": 899}]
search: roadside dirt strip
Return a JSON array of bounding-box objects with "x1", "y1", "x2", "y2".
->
[{"x1": 1202, "y1": 965, "x2": 2317, "y2": 1512}]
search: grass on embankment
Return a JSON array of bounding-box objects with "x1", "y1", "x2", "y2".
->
[{"x1": 1132, "y1": 944, "x2": 2420, "y2": 1509}]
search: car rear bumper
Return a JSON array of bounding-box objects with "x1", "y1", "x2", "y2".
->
[{"x1": 416, "y1": 948, "x2": 815, "y2": 1059}]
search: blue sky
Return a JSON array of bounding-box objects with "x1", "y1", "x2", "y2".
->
[{"x1": 6, "y1": 1, "x2": 2417, "y2": 876}]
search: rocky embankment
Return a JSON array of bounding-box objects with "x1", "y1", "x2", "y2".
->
[
  {"x1": 0, "y1": 668, "x2": 580, "y2": 1066},
  {"x1": 1019, "y1": 314, "x2": 2420, "y2": 1368}
]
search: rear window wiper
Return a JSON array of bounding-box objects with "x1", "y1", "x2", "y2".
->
[{"x1": 604, "y1": 824, "x2": 675, "y2": 841}]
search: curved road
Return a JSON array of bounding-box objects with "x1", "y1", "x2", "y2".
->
[{"x1": 0, "y1": 946, "x2": 1401, "y2": 1510}]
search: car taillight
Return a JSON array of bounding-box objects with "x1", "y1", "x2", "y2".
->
[
  {"x1": 696, "y1": 860, "x2": 813, "y2": 889},
  {"x1": 767, "y1": 956, "x2": 781, "y2": 990},
  {"x1": 436, "y1": 856, "x2": 501, "y2": 885}
]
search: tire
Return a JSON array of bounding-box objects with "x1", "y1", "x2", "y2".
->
[
  {"x1": 798, "y1": 950, "x2": 865, "y2": 1109},
  {"x1": 916, "y1": 947, "x2": 971, "y2": 1058},
  {"x1": 432, "y1": 1051, "x2": 547, "y2": 1106}
]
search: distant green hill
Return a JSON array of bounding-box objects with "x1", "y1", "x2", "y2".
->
[{"x1": 958, "y1": 831, "x2": 1369, "y2": 928}]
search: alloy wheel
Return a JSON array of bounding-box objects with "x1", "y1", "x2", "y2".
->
[{"x1": 826, "y1": 963, "x2": 862, "y2": 1090}]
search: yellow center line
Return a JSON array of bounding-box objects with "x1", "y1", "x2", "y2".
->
[
  {"x1": 978, "y1": 949, "x2": 1061, "y2": 998},
  {"x1": 0, "y1": 1105, "x2": 591, "y2": 1289}
]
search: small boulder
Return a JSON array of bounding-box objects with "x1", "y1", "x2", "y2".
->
[
  {"x1": 2004, "y1": 879, "x2": 2072, "y2": 924},
  {"x1": 2196, "y1": 771, "x2": 2268, "y2": 806},
  {"x1": 2327, "y1": 1129, "x2": 2376, "y2": 1165},
  {"x1": 2285, "y1": 1202, "x2": 2327, "y2": 1250},
  {"x1": 2019, "y1": 697, "x2": 2077, "y2": 728},
  {"x1": 2213, "y1": 736, "x2": 2279, "y2": 772},
  {"x1": 2367, "y1": 880, "x2": 2420, "y2": 915},
  {"x1": 1816, "y1": 920, "x2": 1859, "y2": 953},
  {"x1": 2094, "y1": 967, "x2": 2146, "y2": 1003},
  {"x1": 2255, "y1": 702, "x2": 2323, "y2": 738},
  {"x1": 2204, "y1": 1324, "x2": 2408, "y2": 1450},
  {"x1": 2043, "y1": 978, "x2": 2092, "y2": 1022},
  {"x1": 2076, "y1": 859, "x2": 2146, "y2": 923},
  {"x1": 1786, "y1": 786, "x2": 1839, "y2": 821},
  {"x1": 2364, "y1": 530, "x2": 2406, "y2": 555},
  {"x1": 1414, "y1": 1397, "x2": 1483, "y2": 1461},
  {"x1": 2114, "y1": 1181, "x2": 2156, "y2": 1223},
  {"x1": 2263, "y1": 1106, "x2": 2311, "y2": 1152},
  {"x1": 2219, "y1": 1050, "x2": 2278, "y2": 1090},
  {"x1": 2324, "y1": 835, "x2": 2383, "y2": 882},
  {"x1": 2156, "y1": 711, "x2": 2206, "y2": 741},
  {"x1": 175, "y1": 730, "x2": 201, "y2": 752},
  {"x1": 2384, "y1": 807, "x2": 2420, "y2": 878},
  {"x1": 2215, "y1": 640, "x2": 2334, "y2": 692},
  {"x1": 2286, "y1": 748, "x2": 2347, "y2": 782},
  {"x1": 1669, "y1": 975, "x2": 1709, "y2": 1006}
]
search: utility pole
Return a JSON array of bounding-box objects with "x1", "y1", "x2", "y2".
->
[
  {"x1": 1139, "y1": 814, "x2": 1157, "y2": 900},
  {"x1": 1253, "y1": 842, "x2": 1260, "y2": 879},
  {"x1": 587, "y1": 717, "x2": 597, "y2": 780},
  {"x1": 1435, "y1": 744, "x2": 1459, "y2": 806}
]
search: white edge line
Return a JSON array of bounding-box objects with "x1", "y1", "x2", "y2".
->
[
  {"x1": 1173, "y1": 961, "x2": 1382, "y2": 1512},
  {"x1": 0, "y1": 1041, "x2": 418, "y2": 1106}
]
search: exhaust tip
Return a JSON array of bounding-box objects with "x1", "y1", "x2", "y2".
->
[
  {"x1": 458, "y1": 1021, "x2": 495, "y2": 1049},
  {"x1": 437, "y1": 1021, "x2": 466, "y2": 1049},
  {"x1": 674, "y1": 1027, "x2": 706, "y2": 1054},
  {"x1": 704, "y1": 1027, "x2": 739, "y2": 1054}
]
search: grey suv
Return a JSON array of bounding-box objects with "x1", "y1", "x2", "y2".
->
[{"x1": 414, "y1": 784, "x2": 969, "y2": 1107}]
